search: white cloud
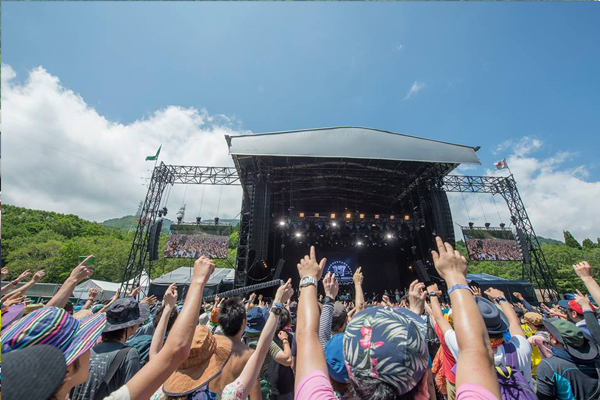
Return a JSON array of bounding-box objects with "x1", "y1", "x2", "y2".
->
[
  {"x1": 403, "y1": 81, "x2": 425, "y2": 100},
  {"x1": 2, "y1": 64, "x2": 247, "y2": 222},
  {"x1": 449, "y1": 139, "x2": 600, "y2": 242},
  {"x1": 394, "y1": 43, "x2": 404, "y2": 52}
]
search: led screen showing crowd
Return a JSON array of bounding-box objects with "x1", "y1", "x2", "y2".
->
[
  {"x1": 164, "y1": 233, "x2": 229, "y2": 259},
  {"x1": 462, "y1": 228, "x2": 522, "y2": 261}
]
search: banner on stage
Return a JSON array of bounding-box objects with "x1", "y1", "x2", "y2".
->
[
  {"x1": 320, "y1": 252, "x2": 357, "y2": 285},
  {"x1": 461, "y1": 228, "x2": 522, "y2": 262}
]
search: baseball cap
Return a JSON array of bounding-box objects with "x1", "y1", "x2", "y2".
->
[
  {"x1": 559, "y1": 299, "x2": 597, "y2": 316},
  {"x1": 343, "y1": 306, "x2": 429, "y2": 395},
  {"x1": 245, "y1": 307, "x2": 266, "y2": 334}
]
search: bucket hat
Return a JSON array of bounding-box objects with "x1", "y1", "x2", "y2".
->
[
  {"x1": 543, "y1": 318, "x2": 598, "y2": 361},
  {"x1": 1, "y1": 345, "x2": 68, "y2": 400},
  {"x1": 103, "y1": 298, "x2": 150, "y2": 332},
  {"x1": 1, "y1": 306, "x2": 106, "y2": 365},
  {"x1": 163, "y1": 325, "x2": 232, "y2": 396}
]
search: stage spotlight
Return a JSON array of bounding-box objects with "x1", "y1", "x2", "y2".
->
[
  {"x1": 299, "y1": 212, "x2": 305, "y2": 218},
  {"x1": 357, "y1": 241, "x2": 363, "y2": 246},
  {"x1": 359, "y1": 213, "x2": 365, "y2": 219},
  {"x1": 485, "y1": 222, "x2": 491, "y2": 228},
  {"x1": 332, "y1": 221, "x2": 338, "y2": 227},
  {"x1": 314, "y1": 213, "x2": 320, "y2": 218},
  {"x1": 404, "y1": 215, "x2": 410, "y2": 221},
  {"x1": 346, "y1": 213, "x2": 352, "y2": 219},
  {"x1": 279, "y1": 220, "x2": 286, "y2": 226},
  {"x1": 468, "y1": 222, "x2": 475, "y2": 228},
  {"x1": 330, "y1": 213, "x2": 336, "y2": 219},
  {"x1": 295, "y1": 232, "x2": 302, "y2": 238},
  {"x1": 390, "y1": 215, "x2": 395, "y2": 220},
  {"x1": 386, "y1": 233, "x2": 393, "y2": 239},
  {"x1": 374, "y1": 214, "x2": 380, "y2": 219}
]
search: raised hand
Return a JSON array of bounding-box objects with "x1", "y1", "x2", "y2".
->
[
  {"x1": 470, "y1": 286, "x2": 482, "y2": 297},
  {"x1": 323, "y1": 272, "x2": 339, "y2": 299},
  {"x1": 278, "y1": 330, "x2": 289, "y2": 342},
  {"x1": 408, "y1": 279, "x2": 427, "y2": 315},
  {"x1": 382, "y1": 294, "x2": 391, "y2": 305},
  {"x1": 431, "y1": 237, "x2": 467, "y2": 281},
  {"x1": 484, "y1": 287, "x2": 505, "y2": 300},
  {"x1": 32, "y1": 270, "x2": 46, "y2": 283},
  {"x1": 275, "y1": 278, "x2": 294, "y2": 304},
  {"x1": 297, "y1": 246, "x2": 327, "y2": 280},
  {"x1": 16, "y1": 270, "x2": 32, "y2": 282},
  {"x1": 427, "y1": 283, "x2": 442, "y2": 297},
  {"x1": 129, "y1": 286, "x2": 142, "y2": 298},
  {"x1": 512, "y1": 292, "x2": 524, "y2": 301},
  {"x1": 193, "y1": 256, "x2": 215, "y2": 285},
  {"x1": 70, "y1": 256, "x2": 95, "y2": 283},
  {"x1": 141, "y1": 295, "x2": 158, "y2": 305},
  {"x1": 163, "y1": 283, "x2": 178, "y2": 308},
  {"x1": 574, "y1": 289, "x2": 592, "y2": 309},
  {"x1": 249, "y1": 293, "x2": 257, "y2": 303},
  {"x1": 573, "y1": 261, "x2": 593, "y2": 279},
  {"x1": 1, "y1": 268, "x2": 8, "y2": 280},
  {"x1": 4, "y1": 296, "x2": 27, "y2": 307},
  {"x1": 88, "y1": 287, "x2": 100, "y2": 299},
  {"x1": 353, "y1": 267, "x2": 364, "y2": 285}
]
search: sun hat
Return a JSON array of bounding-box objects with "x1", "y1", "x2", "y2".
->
[
  {"x1": 103, "y1": 298, "x2": 150, "y2": 332},
  {"x1": 523, "y1": 312, "x2": 543, "y2": 327},
  {"x1": 543, "y1": 318, "x2": 598, "y2": 361},
  {"x1": 244, "y1": 307, "x2": 267, "y2": 334},
  {"x1": 1, "y1": 345, "x2": 68, "y2": 400},
  {"x1": 73, "y1": 309, "x2": 93, "y2": 320},
  {"x1": 91, "y1": 304, "x2": 104, "y2": 313},
  {"x1": 1, "y1": 306, "x2": 106, "y2": 365},
  {"x1": 325, "y1": 333, "x2": 349, "y2": 383},
  {"x1": 475, "y1": 297, "x2": 509, "y2": 335},
  {"x1": 163, "y1": 325, "x2": 232, "y2": 396},
  {"x1": 343, "y1": 306, "x2": 429, "y2": 395},
  {"x1": 1, "y1": 303, "x2": 25, "y2": 332}
]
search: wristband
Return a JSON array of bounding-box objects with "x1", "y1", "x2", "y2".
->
[
  {"x1": 270, "y1": 306, "x2": 283, "y2": 316},
  {"x1": 447, "y1": 284, "x2": 470, "y2": 297},
  {"x1": 323, "y1": 296, "x2": 334, "y2": 305},
  {"x1": 272, "y1": 302, "x2": 284, "y2": 309},
  {"x1": 428, "y1": 291, "x2": 438, "y2": 298},
  {"x1": 495, "y1": 297, "x2": 508, "y2": 304}
]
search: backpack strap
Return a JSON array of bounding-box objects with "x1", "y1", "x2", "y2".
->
[{"x1": 101, "y1": 347, "x2": 131, "y2": 389}]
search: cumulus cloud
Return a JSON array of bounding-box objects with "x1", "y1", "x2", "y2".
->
[
  {"x1": 403, "y1": 81, "x2": 425, "y2": 100},
  {"x1": 2, "y1": 64, "x2": 246, "y2": 222},
  {"x1": 448, "y1": 137, "x2": 600, "y2": 242}
]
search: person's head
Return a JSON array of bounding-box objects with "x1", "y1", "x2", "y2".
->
[
  {"x1": 277, "y1": 307, "x2": 292, "y2": 332},
  {"x1": 103, "y1": 297, "x2": 149, "y2": 341},
  {"x1": 332, "y1": 301, "x2": 348, "y2": 333},
  {"x1": 244, "y1": 306, "x2": 267, "y2": 335},
  {"x1": 343, "y1": 307, "x2": 430, "y2": 400},
  {"x1": 475, "y1": 297, "x2": 508, "y2": 336},
  {"x1": 523, "y1": 312, "x2": 544, "y2": 331},
  {"x1": 558, "y1": 299, "x2": 596, "y2": 324},
  {"x1": 543, "y1": 318, "x2": 598, "y2": 360},
  {"x1": 152, "y1": 302, "x2": 179, "y2": 332},
  {"x1": 64, "y1": 302, "x2": 74, "y2": 315},
  {"x1": 218, "y1": 297, "x2": 247, "y2": 338},
  {"x1": 1, "y1": 306, "x2": 106, "y2": 395}
]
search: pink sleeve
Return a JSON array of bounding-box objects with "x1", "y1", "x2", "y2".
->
[
  {"x1": 295, "y1": 370, "x2": 338, "y2": 400},
  {"x1": 456, "y1": 383, "x2": 500, "y2": 400}
]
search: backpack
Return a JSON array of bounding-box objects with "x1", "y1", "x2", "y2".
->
[
  {"x1": 495, "y1": 342, "x2": 537, "y2": 400},
  {"x1": 126, "y1": 335, "x2": 153, "y2": 367}
]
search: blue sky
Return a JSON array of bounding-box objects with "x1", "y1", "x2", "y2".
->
[{"x1": 2, "y1": 2, "x2": 600, "y2": 240}]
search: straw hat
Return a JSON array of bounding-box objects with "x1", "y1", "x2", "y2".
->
[{"x1": 163, "y1": 325, "x2": 232, "y2": 396}]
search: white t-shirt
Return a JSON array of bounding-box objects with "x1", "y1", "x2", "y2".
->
[
  {"x1": 444, "y1": 330, "x2": 533, "y2": 387},
  {"x1": 103, "y1": 386, "x2": 130, "y2": 400}
]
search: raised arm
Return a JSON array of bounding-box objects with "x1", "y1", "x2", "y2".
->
[
  {"x1": 149, "y1": 283, "x2": 177, "y2": 360},
  {"x1": 512, "y1": 292, "x2": 536, "y2": 313},
  {"x1": 408, "y1": 279, "x2": 427, "y2": 316},
  {"x1": 427, "y1": 283, "x2": 453, "y2": 334},
  {"x1": 353, "y1": 267, "x2": 365, "y2": 312},
  {"x1": 2, "y1": 270, "x2": 45, "y2": 300},
  {"x1": 2, "y1": 270, "x2": 31, "y2": 296},
  {"x1": 47, "y1": 256, "x2": 95, "y2": 308},
  {"x1": 81, "y1": 287, "x2": 100, "y2": 311},
  {"x1": 295, "y1": 246, "x2": 330, "y2": 387},
  {"x1": 318, "y1": 272, "x2": 338, "y2": 346},
  {"x1": 485, "y1": 287, "x2": 525, "y2": 338},
  {"x1": 575, "y1": 290, "x2": 600, "y2": 345},
  {"x1": 573, "y1": 262, "x2": 600, "y2": 306},
  {"x1": 431, "y1": 237, "x2": 501, "y2": 399},
  {"x1": 124, "y1": 256, "x2": 215, "y2": 400},
  {"x1": 227, "y1": 280, "x2": 294, "y2": 399}
]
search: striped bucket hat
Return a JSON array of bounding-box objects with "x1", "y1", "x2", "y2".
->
[{"x1": 1, "y1": 306, "x2": 106, "y2": 365}]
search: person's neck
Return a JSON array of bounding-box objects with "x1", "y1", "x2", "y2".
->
[
  {"x1": 55, "y1": 383, "x2": 74, "y2": 400},
  {"x1": 229, "y1": 331, "x2": 244, "y2": 344}
]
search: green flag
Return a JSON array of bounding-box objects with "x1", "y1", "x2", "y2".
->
[{"x1": 145, "y1": 145, "x2": 161, "y2": 161}]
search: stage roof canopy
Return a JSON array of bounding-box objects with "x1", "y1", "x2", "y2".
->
[{"x1": 227, "y1": 127, "x2": 480, "y2": 165}]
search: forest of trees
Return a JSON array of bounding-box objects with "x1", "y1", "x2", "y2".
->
[{"x1": 1, "y1": 204, "x2": 599, "y2": 294}]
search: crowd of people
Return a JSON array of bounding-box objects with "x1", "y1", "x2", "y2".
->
[
  {"x1": 465, "y1": 238, "x2": 522, "y2": 261},
  {"x1": 164, "y1": 234, "x2": 229, "y2": 259},
  {"x1": 1, "y1": 239, "x2": 600, "y2": 400}
]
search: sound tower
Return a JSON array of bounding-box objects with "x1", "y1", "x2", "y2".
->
[
  {"x1": 272, "y1": 259, "x2": 285, "y2": 281},
  {"x1": 430, "y1": 188, "x2": 455, "y2": 246},
  {"x1": 148, "y1": 219, "x2": 163, "y2": 262}
]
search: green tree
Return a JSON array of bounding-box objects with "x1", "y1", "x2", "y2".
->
[
  {"x1": 583, "y1": 238, "x2": 597, "y2": 250},
  {"x1": 563, "y1": 231, "x2": 582, "y2": 249}
]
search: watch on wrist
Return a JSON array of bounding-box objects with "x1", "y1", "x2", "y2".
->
[
  {"x1": 429, "y1": 291, "x2": 438, "y2": 298},
  {"x1": 299, "y1": 276, "x2": 318, "y2": 289},
  {"x1": 323, "y1": 295, "x2": 334, "y2": 305},
  {"x1": 495, "y1": 297, "x2": 508, "y2": 304},
  {"x1": 270, "y1": 306, "x2": 283, "y2": 316}
]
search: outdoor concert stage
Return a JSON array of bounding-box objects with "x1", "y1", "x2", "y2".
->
[
  {"x1": 227, "y1": 127, "x2": 480, "y2": 294},
  {"x1": 123, "y1": 127, "x2": 558, "y2": 301}
]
